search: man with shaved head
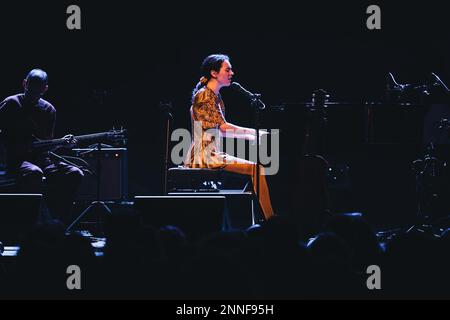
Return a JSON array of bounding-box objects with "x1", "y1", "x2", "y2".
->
[{"x1": 0, "y1": 69, "x2": 84, "y2": 224}]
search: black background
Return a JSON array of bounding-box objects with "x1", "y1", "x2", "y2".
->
[{"x1": 1, "y1": 1, "x2": 449, "y2": 229}]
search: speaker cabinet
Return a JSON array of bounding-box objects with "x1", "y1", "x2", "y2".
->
[
  {"x1": 73, "y1": 148, "x2": 128, "y2": 201},
  {"x1": 134, "y1": 196, "x2": 226, "y2": 240},
  {"x1": 0, "y1": 193, "x2": 43, "y2": 244}
]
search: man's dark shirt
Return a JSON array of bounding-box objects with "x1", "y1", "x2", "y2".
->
[{"x1": 0, "y1": 94, "x2": 56, "y2": 168}]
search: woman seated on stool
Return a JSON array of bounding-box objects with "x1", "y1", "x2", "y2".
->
[{"x1": 184, "y1": 54, "x2": 274, "y2": 220}]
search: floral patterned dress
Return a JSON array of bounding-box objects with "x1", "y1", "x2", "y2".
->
[{"x1": 184, "y1": 87, "x2": 229, "y2": 168}]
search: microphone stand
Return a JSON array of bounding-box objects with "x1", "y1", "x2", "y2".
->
[
  {"x1": 250, "y1": 94, "x2": 265, "y2": 220},
  {"x1": 160, "y1": 102, "x2": 173, "y2": 195},
  {"x1": 66, "y1": 142, "x2": 111, "y2": 235},
  {"x1": 431, "y1": 72, "x2": 449, "y2": 93},
  {"x1": 66, "y1": 89, "x2": 112, "y2": 235}
]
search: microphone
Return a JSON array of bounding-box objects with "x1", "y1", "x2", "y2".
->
[
  {"x1": 387, "y1": 72, "x2": 412, "y2": 91},
  {"x1": 230, "y1": 82, "x2": 265, "y2": 109},
  {"x1": 231, "y1": 82, "x2": 257, "y2": 99}
]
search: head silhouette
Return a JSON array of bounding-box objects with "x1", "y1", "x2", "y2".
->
[{"x1": 23, "y1": 69, "x2": 48, "y2": 104}]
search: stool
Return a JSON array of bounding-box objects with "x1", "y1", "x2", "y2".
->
[
  {"x1": 167, "y1": 166, "x2": 262, "y2": 228},
  {"x1": 167, "y1": 166, "x2": 250, "y2": 193}
]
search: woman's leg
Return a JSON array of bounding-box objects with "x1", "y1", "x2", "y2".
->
[{"x1": 223, "y1": 156, "x2": 274, "y2": 220}]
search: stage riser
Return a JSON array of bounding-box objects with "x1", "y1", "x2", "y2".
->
[{"x1": 134, "y1": 193, "x2": 257, "y2": 240}]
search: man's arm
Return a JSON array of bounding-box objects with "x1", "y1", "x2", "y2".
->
[{"x1": 48, "y1": 108, "x2": 56, "y2": 140}]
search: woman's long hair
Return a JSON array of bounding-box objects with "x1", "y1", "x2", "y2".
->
[{"x1": 191, "y1": 54, "x2": 229, "y2": 102}]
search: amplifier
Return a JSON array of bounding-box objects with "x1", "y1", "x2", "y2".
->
[{"x1": 73, "y1": 148, "x2": 128, "y2": 201}]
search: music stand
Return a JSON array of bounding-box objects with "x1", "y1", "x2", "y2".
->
[{"x1": 66, "y1": 142, "x2": 111, "y2": 234}]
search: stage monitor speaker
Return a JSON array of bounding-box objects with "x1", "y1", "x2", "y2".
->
[
  {"x1": 73, "y1": 148, "x2": 128, "y2": 201},
  {"x1": 134, "y1": 196, "x2": 226, "y2": 240},
  {"x1": 167, "y1": 191, "x2": 256, "y2": 229},
  {"x1": 0, "y1": 193, "x2": 43, "y2": 244}
]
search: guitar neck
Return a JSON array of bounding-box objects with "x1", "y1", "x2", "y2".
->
[
  {"x1": 32, "y1": 132, "x2": 110, "y2": 149},
  {"x1": 74, "y1": 132, "x2": 110, "y2": 142}
]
